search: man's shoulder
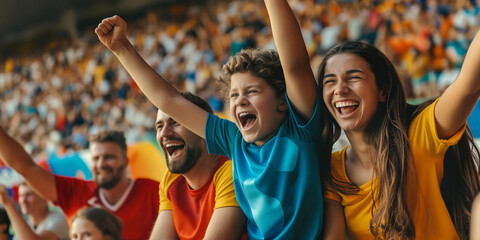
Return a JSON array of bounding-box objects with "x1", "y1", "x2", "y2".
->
[
  {"x1": 55, "y1": 175, "x2": 96, "y2": 188},
  {"x1": 133, "y1": 178, "x2": 160, "y2": 190},
  {"x1": 215, "y1": 156, "x2": 232, "y2": 172},
  {"x1": 45, "y1": 210, "x2": 67, "y2": 220},
  {"x1": 40, "y1": 210, "x2": 68, "y2": 229},
  {"x1": 134, "y1": 177, "x2": 160, "y2": 184},
  {"x1": 212, "y1": 157, "x2": 234, "y2": 185},
  {"x1": 160, "y1": 172, "x2": 183, "y2": 192}
]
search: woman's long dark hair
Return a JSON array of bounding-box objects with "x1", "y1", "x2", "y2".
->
[{"x1": 318, "y1": 41, "x2": 479, "y2": 239}]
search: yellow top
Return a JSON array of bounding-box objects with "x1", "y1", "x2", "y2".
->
[{"x1": 325, "y1": 99, "x2": 465, "y2": 239}]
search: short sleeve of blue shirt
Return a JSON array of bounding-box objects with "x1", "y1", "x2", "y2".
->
[
  {"x1": 205, "y1": 91, "x2": 324, "y2": 239},
  {"x1": 204, "y1": 113, "x2": 239, "y2": 157}
]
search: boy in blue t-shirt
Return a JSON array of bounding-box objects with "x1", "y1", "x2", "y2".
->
[
  {"x1": 205, "y1": 49, "x2": 323, "y2": 239},
  {"x1": 95, "y1": 0, "x2": 324, "y2": 238}
]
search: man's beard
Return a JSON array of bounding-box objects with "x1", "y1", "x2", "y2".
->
[
  {"x1": 94, "y1": 164, "x2": 126, "y2": 189},
  {"x1": 166, "y1": 145, "x2": 201, "y2": 174}
]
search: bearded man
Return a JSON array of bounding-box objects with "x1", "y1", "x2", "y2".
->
[{"x1": 149, "y1": 92, "x2": 246, "y2": 240}]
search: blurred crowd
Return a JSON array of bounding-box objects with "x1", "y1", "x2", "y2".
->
[{"x1": 0, "y1": 0, "x2": 479, "y2": 161}]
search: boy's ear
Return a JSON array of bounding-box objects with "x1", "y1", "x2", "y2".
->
[{"x1": 278, "y1": 96, "x2": 288, "y2": 112}]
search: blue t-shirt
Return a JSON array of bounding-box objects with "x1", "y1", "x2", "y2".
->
[{"x1": 205, "y1": 94, "x2": 324, "y2": 239}]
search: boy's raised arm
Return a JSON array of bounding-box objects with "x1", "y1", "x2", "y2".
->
[
  {"x1": 95, "y1": 16, "x2": 208, "y2": 138},
  {"x1": 435, "y1": 31, "x2": 480, "y2": 139},
  {"x1": 264, "y1": 0, "x2": 317, "y2": 120}
]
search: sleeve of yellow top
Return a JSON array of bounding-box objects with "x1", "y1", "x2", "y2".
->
[
  {"x1": 324, "y1": 149, "x2": 347, "y2": 202},
  {"x1": 213, "y1": 160, "x2": 240, "y2": 209},
  {"x1": 409, "y1": 98, "x2": 466, "y2": 165},
  {"x1": 324, "y1": 182, "x2": 342, "y2": 202},
  {"x1": 159, "y1": 169, "x2": 175, "y2": 212}
]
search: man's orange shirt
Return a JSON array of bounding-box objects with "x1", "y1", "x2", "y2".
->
[{"x1": 159, "y1": 157, "x2": 244, "y2": 240}]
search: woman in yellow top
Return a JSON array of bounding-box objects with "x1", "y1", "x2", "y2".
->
[{"x1": 318, "y1": 37, "x2": 480, "y2": 239}]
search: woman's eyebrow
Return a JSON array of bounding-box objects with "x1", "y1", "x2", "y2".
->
[{"x1": 346, "y1": 69, "x2": 365, "y2": 74}]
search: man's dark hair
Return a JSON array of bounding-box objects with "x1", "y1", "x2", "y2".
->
[{"x1": 180, "y1": 91, "x2": 213, "y2": 114}]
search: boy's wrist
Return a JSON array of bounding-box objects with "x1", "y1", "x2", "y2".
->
[{"x1": 113, "y1": 38, "x2": 134, "y2": 58}]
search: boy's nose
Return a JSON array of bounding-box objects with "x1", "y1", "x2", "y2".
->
[{"x1": 235, "y1": 95, "x2": 248, "y2": 106}]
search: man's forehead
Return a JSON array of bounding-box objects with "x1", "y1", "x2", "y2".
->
[
  {"x1": 18, "y1": 185, "x2": 33, "y2": 194},
  {"x1": 156, "y1": 110, "x2": 173, "y2": 123},
  {"x1": 90, "y1": 141, "x2": 122, "y2": 153}
]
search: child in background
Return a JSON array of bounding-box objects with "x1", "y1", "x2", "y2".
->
[{"x1": 70, "y1": 207, "x2": 122, "y2": 240}]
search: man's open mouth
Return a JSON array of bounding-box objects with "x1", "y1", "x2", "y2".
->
[{"x1": 165, "y1": 142, "x2": 185, "y2": 158}]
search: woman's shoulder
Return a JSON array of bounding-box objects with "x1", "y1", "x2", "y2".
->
[
  {"x1": 330, "y1": 146, "x2": 349, "y2": 178},
  {"x1": 331, "y1": 146, "x2": 348, "y2": 162}
]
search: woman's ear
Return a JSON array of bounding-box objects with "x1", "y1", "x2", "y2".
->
[
  {"x1": 379, "y1": 89, "x2": 386, "y2": 102},
  {"x1": 104, "y1": 235, "x2": 114, "y2": 240}
]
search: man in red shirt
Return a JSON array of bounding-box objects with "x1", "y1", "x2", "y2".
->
[
  {"x1": 0, "y1": 129, "x2": 159, "y2": 240},
  {"x1": 149, "y1": 92, "x2": 246, "y2": 240}
]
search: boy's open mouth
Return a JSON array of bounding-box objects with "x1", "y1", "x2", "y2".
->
[
  {"x1": 165, "y1": 142, "x2": 185, "y2": 158},
  {"x1": 238, "y1": 112, "x2": 257, "y2": 129},
  {"x1": 335, "y1": 101, "x2": 359, "y2": 115}
]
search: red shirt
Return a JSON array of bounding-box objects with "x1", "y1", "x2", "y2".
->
[{"x1": 55, "y1": 176, "x2": 159, "y2": 240}]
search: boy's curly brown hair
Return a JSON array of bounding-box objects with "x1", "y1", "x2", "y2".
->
[{"x1": 218, "y1": 48, "x2": 286, "y2": 100}]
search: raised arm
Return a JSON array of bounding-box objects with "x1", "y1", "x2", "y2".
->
[
  {"x1": 435, "y1": 31, "x2": 480, "y2": 139},
  {"x1": 149, "y1": 211, "x2": 178, "y2": 240},
  {"x1": 0, "y1": 185, "x2": 59, "y2": 240},
  {"x1": 264, "y1": 0, "x2": 317, "y2": 120},
  {"x1": 0, "y1": 128, "x2": 57, "y2": 202},
  {"x1": 203, "y1": 207, "x2": 246, "y2": 240},
  {"x1": 95, "y1": 16, "x2": 208, "y2": 138},
  {"x1": 471, "y1": 194, "x2": 480, "y2": 240}
]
